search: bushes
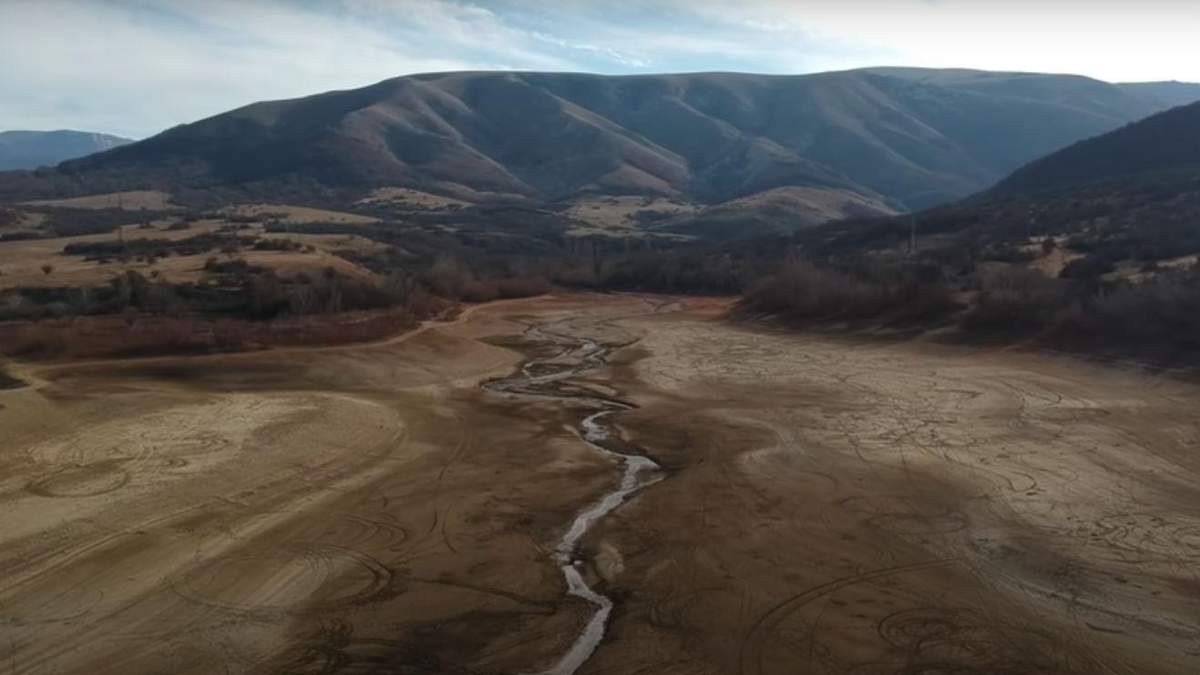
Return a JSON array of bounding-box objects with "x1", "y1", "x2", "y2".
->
[
  {"x1": 739, "y1": 254, "x2": 1200, "y2": 362},
  {"x1": 744, "y1": 262, "x2": 886, "y2": 319},
  {"x1": 63, "y1": 233, "x2": 252, "y2": 260},
  {"x1": 43, "y1": 208, "x2": 175, "y2": 237},
  {"x1": 593, "y1": 250, "x2": 746, "y2": 294},
  {"x1": 0, "y1": 231, "x2": 49, "y2": 242},
  {"x1": 741, "y1": 260, "x2": 957, "y2": 324},
  {"x1": 1050, "y1": 270, "x2": 1200, "y2": 354},
  {"x1": 1059, "y1": 254, "x2": 1116, "y2": 280},
  {"x1": 460, "y1": 276, "x2": 553, "y2": 303},
  {"x1": 417, "y1": 255, "x2": 553, "y2": 303},
  {"x1": 0, "y1": 265, "x2": 440, "y2": 323},
  {"x1": 252, "y1": 238, "x2": 303, "y2": 252},
  {"x1": 0, "y1": 366, "x2": 24, "y2": 389},
  {"x1": 962, "y1": 265, "x2": 1070, "y2": 333}
]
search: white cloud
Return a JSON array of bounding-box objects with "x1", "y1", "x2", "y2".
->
[
  {"x1": 0, "y1": 0, "x2": 577, "y2": 137},
  {"x1": 678, "y1": 0, "x2": 1200, "y2": 80},
  {"x1": 1, "y1": 0, "x2": 1197, "y2": 138}
]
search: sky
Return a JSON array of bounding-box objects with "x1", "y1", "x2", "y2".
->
[{"x1": 2, "y1": 0, "x2": 1199, "y2": 139}]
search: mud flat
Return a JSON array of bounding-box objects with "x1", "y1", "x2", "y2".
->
[{"x1": 2, "y1": 294, "x2": 1200, "y2": 674}]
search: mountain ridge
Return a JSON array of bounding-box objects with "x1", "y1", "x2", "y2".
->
[
  {"x1": 991, "y1": 100, "x2": 1200, "y2": 196},
  {"x1": 4, "y1": 68, "x2": 1199, "y2": 236},
  {"x1": 0, "y1": 130, "x2": 133, "y2": 171}
]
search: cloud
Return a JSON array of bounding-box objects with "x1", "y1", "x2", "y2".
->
[
  {"x1": 1, "y1": 0, "x2": 1197, "y2": 138},
  {"x1": 677, "y1": 0, "x2": 1200, "y2": 78},
  {"x1": 0, "y1": 0, "x2": 579, "y2": 137}
]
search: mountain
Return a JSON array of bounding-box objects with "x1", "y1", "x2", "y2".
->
[
  {"x1": 653, "y1": 186, "x2": 900, "y2": 239},
  {"x1": 1118, "y1": 81, "x2": 1200, "y2": 109},
  {"x1": 991, "y1": 101, "x2": 1200, "y2": 195},
  {"x1": 0, "y1": 130, "x2": 132, "y2": 171},
  {"x1": 814, "y1": 100, "x2": 1200, "y2": 269},
  {"x1": 2, "y1": 69, "x2": 1197, "y2": 228}
]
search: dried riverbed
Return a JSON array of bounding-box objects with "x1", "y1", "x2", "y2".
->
[{"x1": 2, "y1": 294, "x2": 1200, "y2": 674}]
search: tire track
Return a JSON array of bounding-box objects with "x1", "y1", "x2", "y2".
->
[{"x1": 738, "y1": 558, "x2": 959, "y2": 675}]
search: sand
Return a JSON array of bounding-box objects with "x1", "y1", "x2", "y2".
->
[{"x1": 2, "y1": 294, "x2": 1199, "y2": 674}]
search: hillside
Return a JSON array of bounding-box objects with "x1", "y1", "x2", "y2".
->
[
  {"x1": 799, "y1": 100, "x2": 1200, "y2": 295},
  {"x1": 991, "y1": 101, "x2": 1200, "y2": 195},
  {"x1": 1118, "y1": 81, "x2": 1200, "y2": 108},
  {"x1": 0, "y1": 130, "x2": 132, "y2": 171},
  {"x1": 1, "y1": 69, "x2": 1194, "y2": 227},
  {"x1": 737, "y1": 101, "x2": 1200, "y2": 363}
]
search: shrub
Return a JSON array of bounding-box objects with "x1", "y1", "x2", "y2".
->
[
  {"x1": 1051, "y1": 271, "x2": 1200, "y2": 353},
  {"x1": 1059, "y1": 255, "x2": 1115, "y2": 280},
  {"x1": 741, "y1": 260, "x2": 956, "y2": 324},
  {"x1": 963, "y1": 265, "x2": 1070, "y2": 333}
]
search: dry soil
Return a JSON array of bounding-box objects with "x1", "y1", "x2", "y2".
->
[{"x1": 2, "y1": 294, "x2": 1199, "y2": 674}]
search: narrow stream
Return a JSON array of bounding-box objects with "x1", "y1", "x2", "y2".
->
[{"x1": 482, "y1": 325, "x2": 663, "y2": 675}]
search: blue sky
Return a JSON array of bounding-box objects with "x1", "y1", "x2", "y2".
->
[{"x1": 2, "y1": 0, "x2": 1198, "y2": 138}]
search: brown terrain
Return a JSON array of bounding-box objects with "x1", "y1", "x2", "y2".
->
[
  {"x1": 0, "y1": 202, "x2": 386, "y2": 291},
  {"x1": 2, "y1": 294, "x2": 1199, "y2": 674}
]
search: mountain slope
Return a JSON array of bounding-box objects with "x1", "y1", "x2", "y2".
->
[
  {"x1": 4, "y1": 69, "x2": 1196, "y2": 215},
  {"x1": 811, "y1": 101, "x2": 1200, "y2": 270},
  {"x1": 1119, "y1": 81, "x2": 1200, "y2": 109},
  {"x1": 992, "y1": 101, "x2": 1200, "y2": 195},
  {"x1": 0, "y1": 130, "x2": 132, "y2": 171}
]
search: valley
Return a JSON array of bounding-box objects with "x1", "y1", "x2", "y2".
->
[{"x1": 2, "y1": 294, "x2": 1199, "y2": 674}]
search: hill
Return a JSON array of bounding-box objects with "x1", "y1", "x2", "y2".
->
[
  {"x1": 0, "y1": 130, "x2": 132, "y2": 171},
  {"x1": 991, "y1": 100, "x2": 1200, "y2": 195},
  {"x1": 737, "y1": 101, "x2": 1200, "y2": 362},
  {"x1": 1118, "y1": 81, "x2": 1200, "y2": 109},
  {"x1": 1, "y1": 68, "x2": 1195, "y2": 233}
]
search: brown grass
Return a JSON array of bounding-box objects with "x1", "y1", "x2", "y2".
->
[
  {"x1": 223, "y1": 203, "x2": 378, "y2": 224},
  {"x1": 0, "y1": 309, "x2": 420, "y2": 359},
  {"x1": 355, "y1": 187, "x2": 471, "y2": 209},
  {"x1": 0, "y1": 217, "x2": 381, "y2": 290}
]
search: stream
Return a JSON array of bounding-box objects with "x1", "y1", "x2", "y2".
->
[{"x1": 482, "y1": 324, "x2": 663, "y2": 675}]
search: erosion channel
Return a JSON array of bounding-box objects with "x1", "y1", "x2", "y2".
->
[{"x1": 484, "y1": 320, "x2": 663, "y2": 675}]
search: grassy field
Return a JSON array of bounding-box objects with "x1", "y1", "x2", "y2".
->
[{"x1": 0, "y1": 209, "x2": 384, "y2": 291}]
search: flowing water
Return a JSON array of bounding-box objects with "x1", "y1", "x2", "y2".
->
[{"x1": 483, "y1": 325, "x2": 662, "y2": 675}]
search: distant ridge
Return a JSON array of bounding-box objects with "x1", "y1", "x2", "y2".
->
[
  {"x1": 992, "y1": 100, "x2": 1200, "y2": 195},
  {"x1": 2, "y1": 68, "x2": 1198, "y2": 237},
  {"x1": 0, "y1": 130, "x2": 132, "y2": 171}
]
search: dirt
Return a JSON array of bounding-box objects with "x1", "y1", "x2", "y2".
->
[{"x1": 2, "y1": 294, "x2": 1199, "y2": 674}]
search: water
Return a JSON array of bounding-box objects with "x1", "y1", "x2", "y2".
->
[{"x1": 482, "y1": 326, "x2": 662, "y2": 675}]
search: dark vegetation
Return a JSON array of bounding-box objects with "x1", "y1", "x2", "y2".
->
[
  {"x1": 3, "y1": 166, "x2": 1196, "y2": 366},
  {"x1": 739, "y1": 252, "x2": 1200, "y2": 361},
  {"x1": 0, "y1": 365, "x2": 24, "y2": 389},
  {"x1": 735, "y1": 163, "x2": 1200, "y2": 363},
  {"x1": 62, "y1": 233, "x2": 254, "y2": 261},
  {"x1": 0, "y1": 266, "x2": 433, "y2": 322},
  {"x1": 41, "y1": 208, "x2": 176, "y2": 237},
  {"x1": 741, "y1": 259, "x2": 957, "y2": 326}
]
